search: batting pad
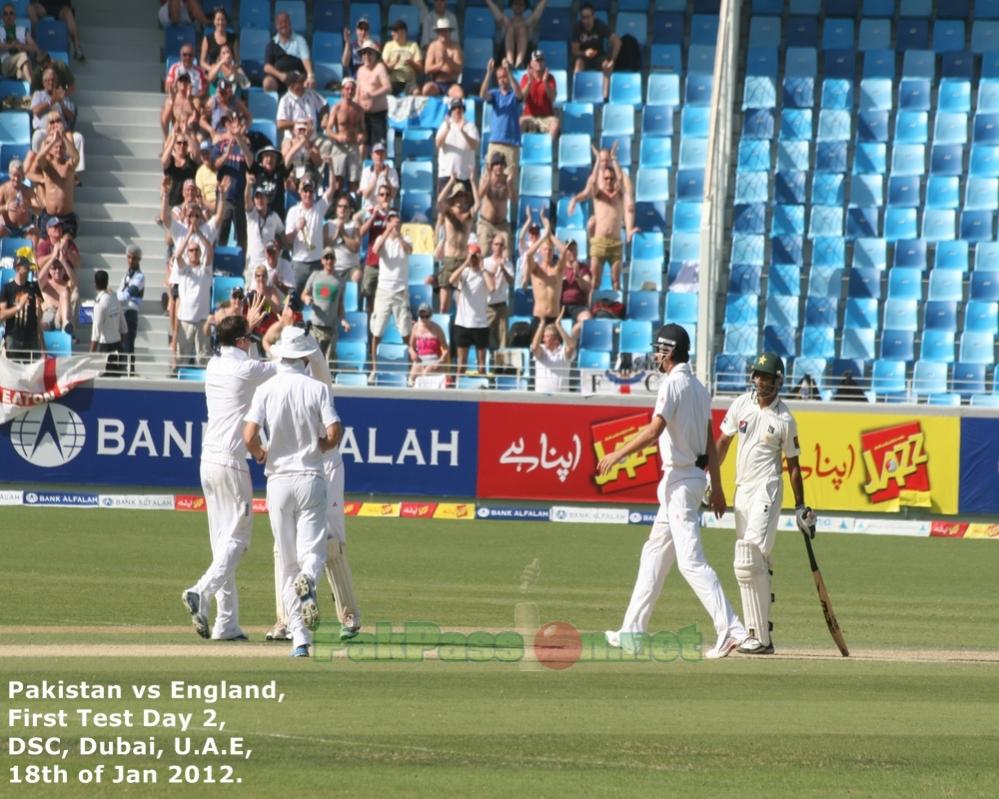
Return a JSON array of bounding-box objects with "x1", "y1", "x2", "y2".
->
[
  {"x1": 734, "y1": 539, "x2": 772, "y2": 645},
  {"x1": 324, "y1": 540, "x2": 359, "y2": 626}
]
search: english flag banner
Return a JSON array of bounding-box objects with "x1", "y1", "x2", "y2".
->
[{"x1": 0, "y1": 354, "x2": 104, "y2": 424}]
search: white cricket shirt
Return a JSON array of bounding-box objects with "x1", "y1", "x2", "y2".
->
[
  {"x1": 720, "y1": 392, "x2": 801, "y2": 488},
  {"x1": 202, "y1": 347, "x2": 276, "y2": 461},
  {"x1": 90, "y1": 291, "x2": 126, "y2": 344},
  {"x1": 653, "y1": 362, "x2": 711, "y2": 470}
]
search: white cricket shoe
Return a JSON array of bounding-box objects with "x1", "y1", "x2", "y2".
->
[
  {"x1": 737, "y1": 636, "x2": 775, "y2": 655},
  {"x1": 705, "y1": 635, "x2": 739, "y2": 660}
]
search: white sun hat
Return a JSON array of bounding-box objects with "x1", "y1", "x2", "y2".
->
[{"x1": 270, "y1": 326, "x2": 319, "y2": 359}]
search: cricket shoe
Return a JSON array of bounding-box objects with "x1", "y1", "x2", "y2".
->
[
  {"x1": 265, "y1": 621, "x2": 290, "y2": 641},
  {"x1": 737, "y1": 636, "x2": 775, "y2": 655},
  {"x1": 340, "y1": 614, "x2": 361, "y2": 641},
  {"x1": 181, "y1": 590, "x2": 209, "y2": 639},
  {"x1": 604, "y1": 630, "x2": 644, "y2": 654},
  {"x1": 291, "y1": 644, "x2": 310, "y2": 658},
  {"x1": 704, "y1": 635, "x2": 739, "y2": 660},
  {"x1": 293, "y1": 574, "x2": 320, "y2": 631}
]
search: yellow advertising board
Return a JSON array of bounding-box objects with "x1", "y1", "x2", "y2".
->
[{"x1": 716, "y1": 411, "x2": 960, "y2": 514}]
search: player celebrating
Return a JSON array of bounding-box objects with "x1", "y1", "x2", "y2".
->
[
  {"x1": 598, "y1": 324, "x2": 747, "y2": 659},
  {"x1": 715, "y1": 351, "x2": 815, "y2": 655}
]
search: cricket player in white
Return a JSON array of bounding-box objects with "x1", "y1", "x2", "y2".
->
[
  {"x1": 244, "y1": 326, "x2": 342, "y2": 657},
  {"x1": 716, "y1": 351, "x2": 815, "y2": 655},
  {"x1": 599, "y1": 324, "x2": 747, "y2": 659},
  {"x1": 182, "y1": 315, "x2": 276, "y2": 640}
]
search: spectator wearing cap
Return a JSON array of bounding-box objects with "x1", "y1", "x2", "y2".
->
[
  {"x1": 482, "y1": 234, "x2": 514, "y2": 350},
  {"x1": 435, "y1": 175, "x2": 475, "y2": 313},
  {"x1": 245, "y1": 171, "x2": 285, "y2": 268},
  {"x1": 358, "y1": 141, "x2": 399, "y2": 207},
  {"x1": 356, "y1": 43, "x2": 392, "y2": 149},
  {"x1": 170, "y1": 226, "x2": 214, "y2": 367},
  {"x1": 0, "y1": 158, "x2": 41, "y2": 246},
  {"x1": 195, "y1": 139, "x2": 219, "y2": 213},
  {"x1": 358, "y1": 183, "x2": 395, "y2": 311},
  {"x1": 382, "y1": 20, "x2": 422, "y2": 95},
  {"x1": 530, "y1": 307, "x2": 575, "y2": 393},
  {"x1": 211, "y1": 112, "x2": 252, "y2": 249},
  {"x1": 412, "y1": 0, "x2": 459, "y2": 49},
  {"x1": 476, "y1": 151, "x2": 515, "y2": 255},
  {"x1": 572, "y1": 3, "x2": 620, "y2": 101},
  {"x1": 324, "y1": 195, "x2": 362, "y2": 286},
  {"x1": 263, "y1": 10, "x2": 315, "y2": 93},
  {"x1": 519, "y1": 50, "x2": 559, "y2": 140},
  {"x1": 276, "y1": 69, "x2": 324, "y2": 136},
  {"x1": 450, "y1": 242, "x2": 495, "y2": 375},
  {"x1": 284, "y1": 170, "x2": 337, "y2": 293},
  {"x1": 262, "y1": 239, "x2": 295, "y2": 297},
  {"x1": 303, "y1": 246, "x2": 352, "y2": 367},
  {"x1": 165, "y1": 44, "x2": 209, "y2": 98},
  {"x1": 369, "y1": 210, "x2": 414, "y2": 377},
  {"x1": 324, "y1": 77, "x2": 365, "y2": 193},
  {"x1": 249, "y1": 145, "x2": 288, "y2": 222},
  {"x1": 485, "y1": 0, "x2": 549, "y2": 69},
  {"x1": 202, "y1": 77, "x2": 252, "y2": 137},
  {"x1": 480, "y1": 58, "x2": 523, "y2": 184},
  {"x1": 117, "y1": 245, "x2": 145, "y2": 375},
  {"x1": 161, "y1": 127, "x2": 202, "y2": 209},
  {"x1": 408, "y1": 303, "x2": 449, "y2": 383},
  {"x1": 30, "y1": 67, "x2": 85, "y2": 173},
  {"x1": 435, "y1": 98, "x2": 479, "y2": 194},
  {"x1": 161, "y1": 68, "x2": 200, "y2": 139},
  {"x1": 0, "y1": 255, "x2": 43, "y2": 361},
  {"x1": 36, "y1": 215, "x2": 80, "y2": 273},
  {"x1": 0, "y1": 3, "x2": 42, "y2": 83},
  {"x1": 37, "y1": 251, "x2": 78, "y2": 336},
  {"x1": 201, "y1": 6, "x2": 239, "y2": 72},
  {"x1": 89, "y1": 270, "x2": 127, "y2": 376},
  {"x1": 342, "y1": 17, "x2": 380, "y2": 79},
  {"x1": 422, "y1": 18, "x2": 463, "y2": 97}
]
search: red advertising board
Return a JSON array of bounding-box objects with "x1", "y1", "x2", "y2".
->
[{"x1": 478, "y1": 402, "x2": 677, "y2": 503}]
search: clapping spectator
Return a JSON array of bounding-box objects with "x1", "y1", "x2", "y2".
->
[
  {"x1": 571, "y1": 3, "x2": 620, "y2": 100},
  {"x1": 516, "y1": 206, "x2": 548, "y2": 286},
  {"x1": 0, "y1": 255, "x2": 43, "y2": 361},
  {"x1": 449, "y1": 242, "x2": 495, "y2": 374},
  {"x1": 342, "y1": 17, "x2": 380, "y2": 79},
  {"x1": 165, "y1": 45, "x2": 208, "y2": 99},
  {"x1": 302, "y1": 246, "x2": 351, "y2": 367},
  {"x1": 324, "y1": 195, "x2": 363, "y2": 286},
  {"x1": 89, "y1": 270, "x2": 127, "y2": 375},
  {"x1": 244, "y1": 175, "x2": 285, "y2": 267},
  {"x1": 263, "y1": 10, "x2": 315, "y2": 92},
  {"x1": 27, "y1": 128, "x2": 79, "y2": 236},
  {"x1": 281, "y1": 117, "x2": 321, "y2": 188},
  {"x1": 368, "y1": 210, "x2": 413, "y2": 377},
  {"x1": 200, "y1": 6, "x2": 238, "y2": 72},
  {"x1": 480, "y1": 59, "x2": 523, "y2": 184},
  {"x1": 358, "y1": 185, "x2": 394, "y2": 312},
  {"x1": 435, "y1": 176, "x2": 475, "y2": 313},
  {"x1": 356, "y1": 44, "x2": 392, "y2": 148},
  {"x1": 202, "y1": 78, "x2": 251, "y2": 137},
  {"x1": 261, "y1": 239, "x2": 295, "y2": 297},
  {"x1": 169, "y1": 228, "x2": 214, "y2": 367},
  {"x1": 358, "y1": 140, "x2": 398, "y2": 207},
  {"x1": 31, "y1": 68, "x2": 85, "y2": 172},
  {"x1": 37, "y1": 256, "x2": 77, "y2": 335},
  {"x1": 206, "y1": 43, "x2": 249, "y2": 92},
  {"x1": 276, "y1": 70, "x2": 323, "y2": 136},
  {"x1": 531, "y1": 307, "x2": 574, "y2": 393},
  {"x1": 0, "y1": 159, "x2": 41, "y2": 246},
  {"x1": 117, "y1": 245, "x2": 144, "y2": 375},
  {"x1": 0, "y1": 3, "x2": 42, "y2": 82},
  {"x1": 160, "y1": 71, "x2": 200, "y2": 138},
  {"x1": 484, "y1": 0, "x2": 549, "y2": 69},
  {"x1": 435, "y1": 98, "x2": 479, "y2": 193},
  {"x1": 28, "y1": 0, "x2": 84, "y2": 62},
  {"x1": 36, "y1": 216, "x2": 79, "y2": 271},
  {"x1": 163, "y1": 175, "x2": 228, "y2": 254},
  {"x1": 249, "y1": 145, "x2": 287, "y2": 221},
  {"x1": 323, "y1": 77, "x2": 365, "y2": 193},
  {"x1": 422, "y1": 19, "x2": 463, "y2": 98},
  {"x1": 522, "y1": 228, "x2": 562, "y2": 331},
  {"x1": 476, "y1": 151, "x2": 514, "y2": 254},
  {"x1": 519, "y1": 50, "x2": 558, "y2": 140},
  {"x1": 382, "y1": 20, "x2": 422, "y2": 95},
  {"x1": 211, "y1": 111, "x2": 252, "y2": 248},
  {"x1": 161, "y1": 128, "x2": 201, "y2": 209},
  {"x1": 408, "y1": 303, "x2": 450, "y2": 382},
  {"x1": 284, "y1": 171, "x2": 336, "y2": 292},
  {"x1": 555, "y1": 238, "x2": 593, "y2": 338},
  {"x1": 482, "y1": 234, "x2": 514, "y2": 350}
]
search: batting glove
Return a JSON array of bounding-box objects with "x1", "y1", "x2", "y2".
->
[{"x1": 795, "y1": 505, "x2": 817, "y2": 539}]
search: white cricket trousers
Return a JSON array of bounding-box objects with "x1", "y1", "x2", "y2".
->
[
  {"x1": 619, "y1": 471, "x2": 745, "y2": 644},
  {"x1": 734, "y1": 478, "x2": 782, "y2": 557},
  {"x1": 195, "y1": 458, "x2": 253, "y2": 638},
  {"x1": 266, "y1": 473, "x2": 328, "y2": 647}
]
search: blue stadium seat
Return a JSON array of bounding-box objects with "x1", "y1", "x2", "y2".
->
[
  {"x1": 927, "y1": 269, "x2": 963, "y2": 301},
  {"x1": 685, "y1": 73, "x2": 714, "y2": 106},
  {"x1": 561, "y1": 102, "x2": 595, "y2": 137},
  {"x1": 896, "y1": 18, "x2": 930, "y2": 51},
  {"x1": 772, "y1": 235, "x2": 803, "y2": 265},
  {"x1": 313, "y1": 0, "x2": 346, "y2": 32},
  {"x1": 952, "y1": 362, "x2": 987, "y2": 397},
  {"x1": 964, "y1": 300, "x2": 999, "y2": 333},
  {"x1": 872, "y1": 358, "x2": 907, "y2": 397},
  {"x1": 817, "y1": 109, "x2": 851, "y2": 142},
  {"x1": 971, "y1": 271, "x2": 999, "y2": 301},
  {"x1": 743, "y1": 75, "x2": 777, "y2": 110},
  {"x1": 813, "y1": 236, "x2": 846, "y2": 267},
  {"x1": 848, "y1": 269, "x2": 882, "y2": 301},
  {"x1": 808, "y1": 266, "x2": 843, "y2": 298},
  {"x1": 634, "y1": 201, "x2": 667, "y2": 231},
  {"x1": 924, "y1": 300, "x2": 958, "y2": 331},
  {"x1": 521, "y1": 133, "x2": 553, "y2": 166},
  {"x1": 400, "y1": 190, "x2": 432, "y2": 223},
  {"x1": 665, "y1": 292, "x2": 699, "y2": 324},
  {"x1": 652, "y1": 11, "x2": 684, "y2": 45},
  {"x1": 765, "y1": 295, "x2": 799, "y2": 329},
  {"x1": 922, "y1": 208, "x2": 956, "y2": 241},
  {"x1": 959, "y1": 330, "x2": 996, "y2": 362},
  {"x1": 609, "y1": 72, "x2": 643, "y2": 108},
  {"x1": 805, "y1": 297, "x2": 838, "y2": 327},
  {"x1": 933, "y1": 114, "x2": 967, "y2": 146},
  {"x1": 724, "y1": 325, "x2": 759, "y2": 357},
  {"x1": 650, "y1": 43, "x2": 683, "y2": 73},
  {"x1": 642, "y1": 106, "x2": 674, "y2": 139},
  {"x1": 729, "y1": 263, "x2": 762, "y2": 294},
  {"x1": 635, "y1": 168, "x2": 670, "y2": 202},
  {"x1": 801, "y1": 325, "x2": 836, "y2": 359},
  {"x1": 771, "y1": 203, "x2": 805, "y2": 236},
  {"x1": 743, "y1": 109, "x2": 775, "y2": 140},
  {"x1": 840, "y1": 327, "x2": 876, "y2": 360},
  {"x1": 735, "y1": 171, "x2": 768, "y2": 207},
  {"x1": 738, "y1": 140, "x2": 771, "y2": 171},
  {"x1": 763, "y1": 325, "x2": 796, "y2": 359},
  {"x1": 733, "y1": 203, "x2": 766, "y2": 234},
  {"x1": 961, "y1": 210, "x2": 996, "y2": 241},
  {"x1": 944, "y1": 51, "x2": 974, "y2": 79},
  {"x1": 725, "y1": 293, "x2": 759, "y2": 327},
  {"x1": 627, "y1": 290, "x2": 661, "y2": 321},
  {"x1": 573, "y1": 72, "x2": 604, "y2": 104},
  {"x1": 846, "y1": 207, "x2": 880, "y2": 240},
  {"x1": 921, "y1": 329, "x2": 956, "y2": 363},
  {"x1": 631, "y1": 231, "x2": 665, "y2": 262},
  {"x1": 579, "y1": 319, "x2": 614, "y2": 352},
  {"x1": 731, "y1": 234, "x2": 765, "y2": 265},
  {"x1": 783, "y1": 75, "x2": 815, "y2": 109},
  {"x1": 965, "y1": 177, "x2": 999, "y2": 210},
  {"x1": 775, "y1": 171, "x2": 806, "y2": 204},
  {"x1": 930, "y1": 144, "x2": 965, "y2": 176},
  {"x1": 912, "y1": 360, "x2": 948, "y2": 397},
  {"x1": 883, "y1": 298, "x2": 919, "y2": 331},
  {"x1": 519, "y1": 165, "x2": 552, "y2": 197},
  {"x1": 786, "y1": 15, "x2": 818, "y2": 47},
  {"x1": 936, "y1": 240, "x2": 969, "y2": 271},
  {"x1": 886, "y1": 267, "x2": 923, "y2": 300},
  {"x1": 640, "y1": 136, "x2": 672, "y2": 169},
  {"x1": 715, "y1": 354, "x2": 750, "y2": 392},
  {"x1": 240, "y1": 0, "x2": 271, "y2": 29}
]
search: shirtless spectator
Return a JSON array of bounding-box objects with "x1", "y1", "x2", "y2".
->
[
  {"x1": 341, "y1": 17, "x2": 379, "y2": 79},
  {"x1": 480, "y1": 59, "x2": 523, "y2": 184},
  {"x1": 422, "y1": 19, "x2": 463, "y2": 98},
  {"x1": 31, "y1": 69, "x2": 84, "y2": 172},
  {"x1": 408, "y1": 303, "x2": 449, "y2": 382},
  {"x1": 281, "y1": 117, "x2": 321, "y2": 190},
  {"x1": 0, "y1": 159, "x2": 41, "y2": 246},
  {"x1": 201, "y1": 78, "x2": 251, "y2": 138},
  {"x1": 26, "y1": 121, "x2": 79, "y2": 236},
  {"x1": 200, "y1": 6, "x2": 238, "y2": 72},
  {"x1": 450, "y1": 243, "x2": 495, "y2": 375},
  {"x1": 324, "y1": 77, "x2": 365, "y2": 193},
  {"x1": 357, "y1": 141, "x2": 398, "y2": 207},
  {"x1": 356, "y1": 44, "x2": 392, "y2": 149},
  {"x1": 358, "y1": 184, "x2": 394, "y2": 312},
  {"x1": 522, "y1": 229, "x2": 563, "y2": 334},
  {"x1": 482, "y1": 234, "x2": 514, "y2": 350},
  {"x1": 516, "y1": 206, "x2": 546, "y2": 287},
  {"x1": 249, "y1": 146, "x2": 287, "y2": 221},
  {"x1": 263, "y1": 11, "x2": 315, "y2": 93},
  {"x1": 165, "y1": 46, "x2": 208, "y2": 99},
  {"x1": 435, "y1": 176, "x2": 476, "y2": 313},
  {"x1": 476, "y1": 152, "x2": 514, "y2": 254},
  {"x1": 382, "y1": 20, "x2": 422, "y2": 95},
  {"x1": 205, "y1": 43, "x2": 249, "y2": 93},
  {"x1": 519, "y1": 50, "x2": 558, "y2": 140},
  {"x1": 568, "y1": 154, "x2": 636, "y2": 291},
  {"x1": 28, "y1": 0, "x2": 84, "y2": 62},
  {"x1": 412, "y1": 0, "x2": 459, "y2": 48},
  {"x1": 435, "y1": 98, "x2": 479, "y2": 194},
  {"x1": 0, "y1": 3, "x2": 42, "y2": 82},
  {"x1": 485, "y1": 0, "x2": 549, "y2": 69},
  {"x1": 161, "y1": 127, "x2": 201, "y2": 211},
  {"x1": 324, "y1": 194, "x2": 363, "y2": 287},
  {"x1": 276, "y1": 70, "x2": 323, "y2": 135},
  {"x1": 571, "y1": 3, "x2": 620, "y2": 100},
  {"x1": 158, "y1": 0, "x2": 208, "y2": 29},
  {"x1": 555, "y1": 238, "x2": 593, "y2": 338},
  {"x1": 531, "y1": 307, "x2": 574, "y2": 393},
  {"x1": 260, "y1": 240, "x2": 295, "y2": 298},
  {"x1": 160, "y1": 71, "x2": 199, "y2": 137},
  {"x1": 244, "y1": 174, "x2": 285, "y2": 268},
  {"x1": 37, "y1": 255, "x2": 77, "y2": 334}
]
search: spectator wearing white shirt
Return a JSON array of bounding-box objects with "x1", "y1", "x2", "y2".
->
[
  {"x1": 170, "y1": 229, "x2": 214, "y2": 368},
  {"x1": 284, "y1": 173, "x2": 336, "y2": 293},
  {"x1": 89, "y1": 270, "x2": 127, "y2": 376},
  {"x1": 0, "y1": 4, "x2": 41, "y2": 82},
  {"x1": 324, "y1": 195, "x2": 362, "y2": 284},
  {"x1": 357, "y1": 141, "x2": 399, "y2": 208},
  {"x1": 263, "y1": 10, "x2": 315, "y2": 93},
  {"x1": 117, "y1": 245, "x2": 145, "y2": 376},
  {"x1": 450, "y1": 243, "x2": 495, "y2": 375},
  {"x1": 276, "y1": 71, "x2": 326, "y2": 135},
  {"x1": 262, "y1": 240, "x2": 295, "y2": 296},
  {"x1": 435, "y1": 98, "x2": 479, "y2": 194},
  {"x1": 243, "y1": 326, "x2": 342, "y2": 657},
  {"x1": 483, "y1": 235, "x2": 514, "y2": 350},
  {"x1": 411, "y1": 0, "x2": 459, "y2": 48},
  {"x1": 368, "y1": 210, "x2": 413, "y2": 376},
  {"x1": 183, "y1": 314, "x2": 276, "y2": 641},
  {"x1": 530, "y1": 308, "x2": 575, "y2": 392},
  {"x1": 244, "y1": 177, "x2": 285, "y2": 269}
]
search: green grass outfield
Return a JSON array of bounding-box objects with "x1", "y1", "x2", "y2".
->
[{"x1": 1, "y1": 507, "x2": 998, "y2": 798}]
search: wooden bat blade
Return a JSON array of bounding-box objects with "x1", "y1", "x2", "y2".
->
[{"x1": 811, "y1": 569, "x2": 850, "y2": 657}]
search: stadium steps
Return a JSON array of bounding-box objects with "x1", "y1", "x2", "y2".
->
[{"x1": 69, "y1": 6, "x2": 172, "y2": 370}]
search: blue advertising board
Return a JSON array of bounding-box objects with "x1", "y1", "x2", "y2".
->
[
  {"x1": 958, "y1": 417, "x2": 999, "y2": 515},
  {"x1": 0, "y1": 388, "x2": 478, "y2": 497}
]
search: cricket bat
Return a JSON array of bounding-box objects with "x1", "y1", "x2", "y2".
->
[{"x1": 801, "y1": 530, "x2": 850, "y2": 657}]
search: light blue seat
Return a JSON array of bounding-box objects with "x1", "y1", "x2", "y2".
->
[
  {"x1": 601, "y1": 103, "x2": 634, "y2": 137},
  {"x1": 884, "y1": 208, "x2": 916, "y2": 241},
  {"x1": 724, "y1": 325, "x2": 759, "y2": 357},
  {"x1": 804, "y1": 296, "x2": 838, "y2": 326},
  {"x1": 895, "y1": 111, "x2": 928, "y2": 144},
  {"x1": 812, "y1": 173, "x2": 844, "y2": 206},
  {"x1": 521, "y1": 133, "x2": 553, "y2": 165},
  {"x1": 872, "y1": 358, "x2": 907, "y2": 396},
  {"x1": 734, "y1": 203, "x2": 766, "y2": 234},
  {"x1": 927, "y1": 269, "x2": 963, "y2": 301},
  {"x1": 619, "y1": 320, "x2": 652, "y2": 353},
  {"x1": 780, "y1": 108, "x2": 812, "y2": 141},
  {"x1": 886, "y1": 267, "x2": 923, "y2": 300},
  {"x1": 939, "y1": 78, "x2": 971, "y2": 113},
  {"x1": 646, "y1": 74, "x2": 680, "y2": 107},
  {"x1": 850, "y1": 174, "x2": 883, "y2": 207},
  {"x1": 729, "y1": 264, "x2": 762, "y2": 294},
  {"x1": 971, "y1": 144, "x2": 999, "y2": 177},
  {"x1": 762, "y1": 325, "x2": 796, "y2": 359},
  {"x1": 572, "y1": 71, "x2": 604, "y2": 104},
  {"x1": 801, "y1": 325, "x2": 836, "y2": 359},
  {"x1": 920, "y1": 330, "x2": 956, "y2": 363},
  {"x1": 922, "y1": 208, "x2": 956, "y2": 241},
  {"x1": 635, "y1": 168, "x2": 670, "y2": 202},
  {"x1": 771, "y1": 203, "x2": 804, "y2": 236},
  {"x1": 840, "y1": 327, "x2": 876, "y2": 360},
  {"x1": 765, "y1": 295, "x2": 799, "y2": 329},
  {"x1": 845, "y1": 297, "x2": 879, "y2": 329},
  {"x1": 639, "y1": 136, "x2": 672, "y2": 169},
  {"x1": 820, "y1": 77, "x2": 852, "y2": 110},
  {"x1": 519, "y1": 165, "x2": 552, "y2": 197},
  {"x1": 783, "y1": 76, "x2": 814, "y2": 109},
  {"x1": 738, "y1": 140, "x2": 771, "y2": 171},
  {"x1": 853, "y1": 142, "x2": 886, "y2": 175},
  {"x1": 964, "y1": 300, "x2": 998, "y2": 332},
  {"x1": 936, "y1": 240, "x2": 969, "y2": 271},
  {"x1": 609, "y1": 72, "x2": 643, "y2": 108},
  {"x1": 808, "y1": 266, "x2": 843, "y2": 298},
  {"x1": 812, "y1": 236, "x2": 845, "y2": 267},
  {"x1": 665, "y1": 292, "x2": 698, "y2": 324},
  {"x1": 732, "y1": 234, "x2": 765, "y2": 265},
  {"x1": 853, "y1": 238, "x2": 887, "y2": 270},
  {"x1": 883, "y1": 298, "x2": 919, "y2": 331},
  {"x1": 743, "y1": 75, "x2": 777, "y2": 110},
  {"x1": 959, "y1": 330, "x2": 996, "y2": 362},
  {"x1": 557, "y1": 133, "x2": 591, "y2": 169},
  {"x1": 715, "y1": 354, "x2": 750, "y2": 392},
  {"x1": 912, "y1": 360, "x2": 948, "y2": 397},
  {"x1": 672, "y1": 201, "x2": 702, "y2": 232},
  {"x1": 642, "y1": 106, "x2": 674, "y2": 139},
  {"x1": 681, "y1": 106, "x2": 710, "y2": 137},
  {"x1": 933, "y1": 114, "x2": 968, "y2": 146},
  {"x1": 724, "y1": 293, "x2": 759, "y2": 327},
  {"x1": 817, "y1": 109, "x2": 850, "y2": 142},
  {"x1": 881, "y1": 329, "x2": 915, "y2": 362},
  {"x1": 579, "y1": 319, "x2": 614, "y2": 351},
  {"x1": 627, "y1": 290, "x2": 661, "y2": 321}
]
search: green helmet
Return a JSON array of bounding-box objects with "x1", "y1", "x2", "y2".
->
[{"x1": 752, "y1": 351, "x2": 785, "y2": 379}]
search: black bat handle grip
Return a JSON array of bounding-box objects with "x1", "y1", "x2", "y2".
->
[{"x1": 801, "y1": 529, "x2": 820, "y2": 572}]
